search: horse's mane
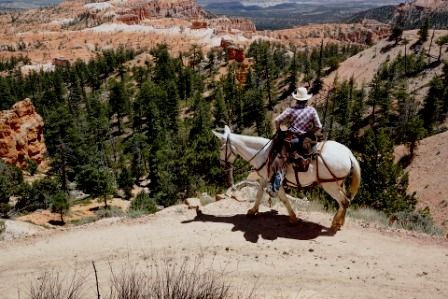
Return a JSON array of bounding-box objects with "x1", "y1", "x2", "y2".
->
[{"x1": 231, "y1": 133, "x2": 271, "y2": 149}]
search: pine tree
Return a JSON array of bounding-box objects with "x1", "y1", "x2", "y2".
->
[
  {"x1": 186, "y1": 92, "x2": 223, "y2": 191},
  {"x1": 124, "y1": 133, "x2": 149, "y2": 180},
  {"x1": 50, "y1": 192, "x2": 70, "y2": 223},
  {"x1": 389, "y1": 26, "x2": 403, "y2": 45},
  {"x1": 77, "y1": 166, "x2": 116, "y2": 208},
  {"x1": 393, "y1": 81, "x2": 426, "y2": 159},
  {"x1": 435, "y1": 35, "x2": 448, "y2": 62},
  {"x1": 189, "y1": 44, "x2": 203, "y2": 72},
  {"x1": 310, "y1": 40, "x2": 324, "y2": 95},
  {"x1": 67, "y1": 77, "x2": 83, "y2": 114},
  {"x1": 420, "y1": 75, "x2": 445, "y2": 131},
  {"x1": 358, "y1": 129, "x2": 417, "y2": 214},
  {"x1": 161, "y1": 79, "x2": 179, "y2": 131},
  {"x1": 418, "y1": 18, "x2": 430, "y2": 44},
  {"x1": 244, "y1": 88, "x2": 271, "y2": 137},
  {"x1": 213, "y1": 86, "x2": 229, "y2": 127},
  {"x1": 287, "y1": 46, "x2": 299, "y2": 94},
  {"x1": 150, "y1": 44, "x2": 176, "y2": 83},
  {"x1": 0, "y1": 77, "x2": 13, "y2": 110},
  {"x1": 109, "y1": 80, "x2": 130, "y2": 134},
  {"x1": 136, "y1": 81, "x2": 165, "y2": 142},
  {"x1": 0, "y1": 161, "x2": 24, "y2": 217},
  {"x1": 206, "y1": 49, "x2": 216, "y2": 76}
]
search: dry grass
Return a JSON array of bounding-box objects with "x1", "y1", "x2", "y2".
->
[
  {"x1": 26, "y1": 256, "x2": 255, "y2": 299},
  {"x1": 28, "y1": 271, "x2": 85, "y2": 299},
  {"x1": 109, "y1": 257, "x2": 231, "y2": 299}
]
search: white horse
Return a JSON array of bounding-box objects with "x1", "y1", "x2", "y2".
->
[{"x1": 212, "y1": 126, "x2": 361, "y2": 232}]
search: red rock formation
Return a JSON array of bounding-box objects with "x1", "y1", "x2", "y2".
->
[
  {"x1": 116, "y1": 14, "x2": 141, "y2": 25},
  {"x1": 0, "y1": 99, "x2": 47, "y2": 169},
  {"x1": 52, "y1": 57, "x2": 70, "y2": 67},
  {"x1": 236, "y1": 59, "x2": 251, "y2": 84},
  {"x1": 191, "y1": 20, "x2": 207, "y2": 29},
  {"x1": 220, "y1": 39, "x2": 245, "y2": 62},
  {"x1": 209, "y1": 17, "x2": 256, "y2": 32},
  {"x1": 125, "y1": 0, "x2": 206, "y2": 19},
  {"x1": 220, "y1": 38, "x2": 234, "y2": 49},
  {"x1": 272, "y1": 23, "x2": 390, "y2": 46},
  {"x1": 227, "y1": 46, "x2": 245, "y2": 63}
]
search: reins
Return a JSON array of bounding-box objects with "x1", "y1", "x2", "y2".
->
[{"x1": 220, "y1": 134, "x2": 273, "y2": 175}]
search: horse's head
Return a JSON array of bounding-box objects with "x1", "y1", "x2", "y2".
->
[{"x1": 212, "y1": 125, "x2": 238, "y2": 166}]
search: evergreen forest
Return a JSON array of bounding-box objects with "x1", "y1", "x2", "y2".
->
[{"x1": 1, "y1": 30, "x2": 448, "y2": 229}]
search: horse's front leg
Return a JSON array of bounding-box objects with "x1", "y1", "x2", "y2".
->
[
  {"x1": 247, "y1": 179, "x2": 267, "y2": 216},
  {"x1": 278, "y1": 187, "x2": 298, "y2": 224}
]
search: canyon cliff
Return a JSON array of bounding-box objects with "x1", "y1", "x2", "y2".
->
[{"x1": 0, "y1": 99, "x2": 47, "y2": 169}]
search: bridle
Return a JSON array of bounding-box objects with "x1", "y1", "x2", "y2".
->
[
  {"x1": 219, "y1": 134, "x2": 273, "y2": 173},
  {"x1": 219, "y1": 135, "x2": 238, "y2": 166}
]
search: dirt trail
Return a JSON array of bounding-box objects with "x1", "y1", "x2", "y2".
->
[{"x1": 1, "y1": 198, "x2": 447, "y2": 299}]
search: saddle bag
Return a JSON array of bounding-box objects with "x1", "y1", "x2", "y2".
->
[{"x1": 291, "y1": 155, "x2": 311, "y2": 172}]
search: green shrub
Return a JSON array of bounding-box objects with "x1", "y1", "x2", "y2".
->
[
  {"x1": 0, "y1": 203, "x2": 11, "y2": 218},
  {"x1": 95, "y1": 206, "x2": 125, "y2": 219},
  {"x1": 348, "y1": 207, "x2": 389, "y2": 226},
  {"x1": 127, "y1": 209, "x2": 147, "y2": 219},
  {"x1": 0, "y1": 220, "x2": 5, "y2": 235},
  {"x1": 392, "y1": 210, "x2": 443, "y2": 236},
  {"x1": 69, "y1": 216, "x2": 97, "y2": 226},
  {"x1": 15, "y1": 176, "x2": 60, "y2": 212},
  {"x1": 76, "y1": 166, "x2": 116, "y2": 208},
  {"x1": 26, "y1": 158, "x2": 38, "y2": 175},
  {"x1": 50, "y1": 192, "x2": 70, "y2": 223},
  {"x1": 0, "y1": 161, "x2": 24, "y2": 210},
  {"x1": 129, "y1": 192, "x2": 157, "y2": 215}
]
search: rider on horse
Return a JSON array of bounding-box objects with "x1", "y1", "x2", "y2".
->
[{"x1": 267, "y1": 86, "x2": 322, "y2": 197}]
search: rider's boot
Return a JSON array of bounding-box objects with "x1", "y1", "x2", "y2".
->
[{"x1": 267, "y1": 169, "x2": 285, "y2": 197}]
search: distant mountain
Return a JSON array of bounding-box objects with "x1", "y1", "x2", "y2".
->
[
  {"x1": 0, "y1": 0, "x2": 61, "y2": 10},
  {"x1": 348, "y1": 0, "x2": 448, "y2": 29},
  {"x1": 198, "y1": 0, "x2": 403, "y2": 29}
]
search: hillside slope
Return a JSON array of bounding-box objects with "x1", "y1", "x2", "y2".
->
[
  {"x1": 405, "y1": 130, "x2": 448, "y2": 231},
  {"x1": 349, "y1": 0, "x2": 448, "y2": 29},
  {"x1": 1, "y1": 198, "x2": 447, "y2": 299},
  {"x1": 324, "y1": 29, "x2": 448, "y2": 101}
]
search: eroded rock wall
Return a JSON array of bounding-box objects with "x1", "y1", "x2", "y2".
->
[
  {"x1": 0, "y1": 99, "x2": 46, "y2": 169},
  {"x1": 209, "y1": 17, "x2": 257, "y2": 32},
  {"x1": 122, "y1": 0, "x2": 206, "y2": 19}
]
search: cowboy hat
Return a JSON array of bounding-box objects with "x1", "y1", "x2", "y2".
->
[{"x1": 292, "y1": 87, "x2": 313, "y2": 101}]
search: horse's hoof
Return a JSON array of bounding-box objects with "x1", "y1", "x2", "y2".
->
[
  {"x1": 247, "y1": 209, "x2": 258, "y2": 217},
  {"x1": 195, "y1": 207, "x2": 202, "y2": 216},
  {"x1": 330, "y1": 223, "x2": 341, "y2": 233},
  {"x1": 289, "y1": 216, "x2": 298, "y2": 225}
]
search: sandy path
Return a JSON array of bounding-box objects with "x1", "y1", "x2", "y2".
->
[{"x1": 1, "y1": 199, "x2": 447, "y2": 299}]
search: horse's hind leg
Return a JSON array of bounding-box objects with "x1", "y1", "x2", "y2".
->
[
  {"x1": 278, "y1": 187, "x2": 298, "y2": 224},
  {"x1": 247, "y1": 179, "x2": 267, "y2": 216},
  {"x1": 321, "y1": 182, "x2": 350, "y2": 232}
]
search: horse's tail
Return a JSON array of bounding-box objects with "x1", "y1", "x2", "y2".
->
[{"x1": 348, "y1": 153, "x2": 361, "y2": 202}]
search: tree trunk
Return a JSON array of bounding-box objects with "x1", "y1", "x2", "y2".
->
[
  {"x1": 225, "y1": 163, "x2": 234, "y2": 187},
  {"x1": 404, "y1": 44, "x2": 407, "y2": 75},
  {"x1": 428, "y1": 28, "x2": 435, "y2": 64},
  {"x1": 264, "y1": 52, "x2": 272, "y2": 107}
]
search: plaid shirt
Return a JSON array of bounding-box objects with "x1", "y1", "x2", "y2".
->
[{"x1": 275, "y1": 106, "x2": 322, "y2": 134}]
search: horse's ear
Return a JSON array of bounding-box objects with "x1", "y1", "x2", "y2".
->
[
  {"x1": 224, "y1": 125, "x2": 231, "y2": 136},
  {"x1": 212, "y1": 130, "x2": 225, "y2": 141}
]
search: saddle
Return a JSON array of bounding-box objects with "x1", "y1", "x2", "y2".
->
[{"x1": 270, "y1": 130, "x2": 320, "y2": 173}]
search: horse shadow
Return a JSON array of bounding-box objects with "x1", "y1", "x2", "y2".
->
[{"x1": 182, "y1": 210, "x2": 334, "y2": 243}]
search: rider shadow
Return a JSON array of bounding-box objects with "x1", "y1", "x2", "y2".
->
[{"x1": 182, "y1": 210, "x2": 334, "y2": 243}]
